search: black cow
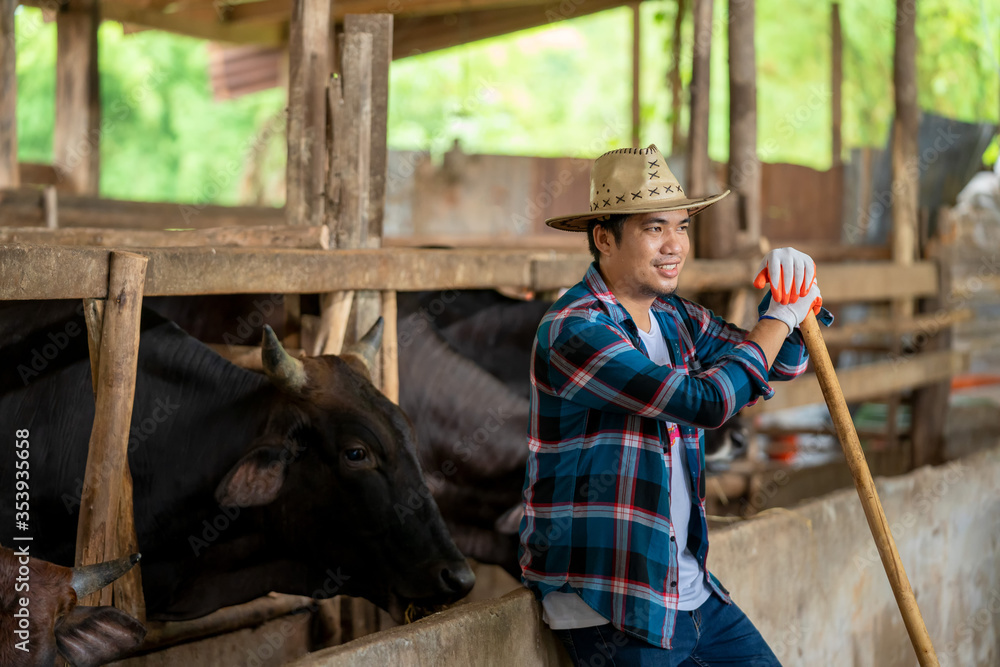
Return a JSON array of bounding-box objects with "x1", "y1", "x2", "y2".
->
[
  {"x1": 0, "y1": 546, "x2": 145, "y2": 667},
  {"x1": 0, "y1": 302, "x2": 474, "y2": 622}
]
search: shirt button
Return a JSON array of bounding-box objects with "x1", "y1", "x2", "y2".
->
[
  {"x1": 670, "y1": 581, "x2": 677, "y2": 587},
  {"x1": 670, "y1": 536, "x2": 676, "y2": 542}
]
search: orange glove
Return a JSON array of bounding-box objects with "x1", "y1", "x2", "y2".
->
[{"x1": 753, "y1": 248, "x2": 817, "y2": 305}]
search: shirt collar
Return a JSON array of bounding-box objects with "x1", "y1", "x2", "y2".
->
[{"x1": 583, "y1": 262, "x2": 676, "y2": 326}]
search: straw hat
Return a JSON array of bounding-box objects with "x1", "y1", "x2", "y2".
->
[{"x1": 545, "y1": 144, "x2": 730, "y2": 232}]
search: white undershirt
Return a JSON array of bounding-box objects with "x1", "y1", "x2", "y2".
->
[{"x1": 541, "y1": 311, "x2": 711, "y2": 629}]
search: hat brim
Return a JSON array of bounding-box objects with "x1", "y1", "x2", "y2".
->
[{"x1": 544, "y1": 190, "x2": 731, "y2": 232}]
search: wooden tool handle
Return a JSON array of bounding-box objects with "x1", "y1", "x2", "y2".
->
[{"x1": 799, "y1": 311, "x2": 939, "y2": 666}]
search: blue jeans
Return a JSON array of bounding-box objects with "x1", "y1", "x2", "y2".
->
[{"x1": 552, "y1": 595, "x2": 781, "y2": 666}]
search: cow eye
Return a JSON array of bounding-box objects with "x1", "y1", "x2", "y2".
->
[{"x1": 344, "y1": 447, "x2": 367, "y2": 462}]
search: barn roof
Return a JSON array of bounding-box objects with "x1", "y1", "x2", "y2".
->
[{"x1": 23, "y1": 0, "x2": 633, "y2": 55}]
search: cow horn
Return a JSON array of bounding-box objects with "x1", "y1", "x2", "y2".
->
[
  {"x1": 341, "y1": 317, "x2": 384, "y2": 376},
  {"x1": 71, "y1": 553, "x2": 141, "y2": 599},
  {"x1": 261, "y1": 325, "x2": 307, "y2": 392}
]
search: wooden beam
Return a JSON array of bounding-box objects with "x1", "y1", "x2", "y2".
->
[
  {"x1": 728, "y1": 0, "x2": 760, "y2": 243},
  {"x1": 285, "y1": 0, "x2": 330, "y2": 226},
  {"x1": 55, "y1": 3, "x2": 101, "y2": 195},
  {"x1": 831, "y1": 2, "x2": 842, "y2": 166},
  {"x1": 390, "y1": 0, "x2": 628, "y2": 57},
  {"x1": 0, "y1": 186, "x2": 285, "y2": 228},
  {"x1": 344, "y1": 14, "x2": 392, "y2": 246},
  {"x1": 332, "y1": 32, "x2": 372, "y2": 249},
  {"x1": 745, "y1": 350, "x2": 969, "y2": 416},
  {"x1": 0, "y1": 224, "x2": 330, "y2": 248},
  {"x1": 75, "y1": 251, "x2": 148, "y2": 623},
  {"x1": 0, "y1": 245, "x2": 942, "y2": 302},
  {"x1": 18, "y1": 163, "x2": 59, "y2": 186},
  {"x1": 819, "y1": 308, "x2": 972, "y2": 347},
  {"x1": 0, "y1": 0, "x2": 16, "y2": 188}
]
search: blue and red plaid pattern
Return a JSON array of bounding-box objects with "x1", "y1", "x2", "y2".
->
[{"x1": 518, "y1": 263, "x2": 812, "y2": 649}]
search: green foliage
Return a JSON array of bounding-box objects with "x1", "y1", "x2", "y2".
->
[{"x1": 13, "y1": 0, "x2": 1000, "y2": 204}]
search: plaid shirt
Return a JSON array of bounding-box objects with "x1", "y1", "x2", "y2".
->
[{"x1": 518, "y1": 263, "x2": 813, "y2": 649}]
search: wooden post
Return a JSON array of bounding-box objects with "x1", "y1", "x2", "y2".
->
[
  {"x1": 831, "y1": 2, "x2": 843, "y2": 167},
  {"x1": 891, "y1": 0, "x2": 919, "y2": 295},
  {"x1": 0, "y1": 0, "x2": 17, "y2": 188},
  {"x1": 631, "y1": 2, "x2": 641, "y2": 147},
  {"x1": 380, "y1": 290, "x2": 399, "y2": 403},
  {"x1": 888, "y1": 0, "x2": 919, "y2": 452},
  {"x1": 728, "y1": 0, "x2": 760, "y2": 244},
  {"x1": 669, "y1": 0, "x2": 686, "y2": 154},
  {"x1": 55, "y1": 0, "x2": 101, "y2": 195},
  {"x1": 285, "y1": 0, "x2": 331, "y2": 226},
  {"x1": 687, "y1": 0, "x2": 711, "y2": 198},
  {"x1": 75, "y1": 251, "x2": 148, "y2": 623}
]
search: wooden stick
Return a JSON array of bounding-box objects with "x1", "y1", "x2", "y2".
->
[
  {"x1": 75, "y1": 251, "x2": 148, "y2": 619},
  {"x1": 799, "y1": 311, "x2": 938, "y2": 666},
  {"x1": 82, "y1": 297, "x2": 105, "y2": 399},
  {"x1": 317, "y1": 290, "x2": 355, "y2": 356}
]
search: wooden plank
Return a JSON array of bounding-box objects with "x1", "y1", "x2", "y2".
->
[
  {"x1": 55, "y1": 3, "x2": 101, "y2": 195},
  {"x1": 344, "y1": 15, "x2": 392, "y2": 246},
  {"x1": 744, "y1": 350, "x2": 970, "y2": 416},
  {"x1": 75, "y1": 252, "x2": 148, "y2": 618},
  {"x1": 0, "y1": 186, "x2": 285, "y2": 228},
  {"x1": 83, "y1": 297, "x2": 105, "y2": 398},
  {"x1": 819, "y1": 309, "x2": 972, "y2": 346},
  {"x1": 728, "y1": 0, "x2": 760, "y2": 244},
  {"x1": 0, "y1": 246, "x2": 942, "y2": 301},
  {"x1": 0, "y1": 0, "x2": 16, "y2": 188},
  {"x1": 0, "y1": 224, "x2": 330, "y2": 248},
  {"x1": 285, "y1": 0, "x2": 330, "y2": 226},
  {"x1": 316, "y1": 291, "x2": 354, "y2": 355},
  {"x1": 333, "y1": 32, "x2": 372, "y2": 250}
]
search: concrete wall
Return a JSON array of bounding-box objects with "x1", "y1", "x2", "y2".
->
[{"x1": 295, "y1": 445, "x2": 1000, "y2": 666}]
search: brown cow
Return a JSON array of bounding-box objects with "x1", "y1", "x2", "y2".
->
[{"x1": 0, "y1": 546, "x2": 145, "y2": 667}]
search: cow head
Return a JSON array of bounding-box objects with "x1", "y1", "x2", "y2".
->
[
  {"x1": 214, "y1": 319, "x2": 475, "y2": 621},
  {"x1": 0, "y1": 547, "x2": 145, "y2": 667}
]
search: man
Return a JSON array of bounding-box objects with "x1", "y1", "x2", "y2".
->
[{"x1": 518, "y1": 145, "x2": 831, "y2": 666}]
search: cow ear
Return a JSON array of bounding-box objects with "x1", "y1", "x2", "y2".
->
[
  {"x1": 215, "y1": 446, "x2": 289, "y2": 508},
  {"x1": 56, "y1": 606, "x2": 146, "y2": 667}
]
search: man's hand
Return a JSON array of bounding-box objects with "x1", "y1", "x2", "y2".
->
[
  {"x1": 758, "y1": 281, "x2": 823, "y2": 335},
  {"x1": 753, "y1": 248, "x2": 816, "y2": 304}
]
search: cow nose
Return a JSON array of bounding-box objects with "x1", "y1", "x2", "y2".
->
[{"x1": 439, "y1": 560, "x2": 476, "y2": 596}]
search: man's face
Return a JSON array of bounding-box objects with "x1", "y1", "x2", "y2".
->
[{"x1": 597, "y1": 209, "x2": 691, "y2": 299}]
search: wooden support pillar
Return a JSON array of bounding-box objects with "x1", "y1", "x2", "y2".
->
[
  {"x1": 0, "y1": 0, "x2": 17, "y2": 188},
  {"x1": 631, "y1": 2, "x2": 641, "y2": 147},
  {"x1": 285, "y1": 0, "x2": 331, "y2": 226},
  {"x1": 380, "y1": 290, "x2": 398, "y2": 403},
  {"x1": 831, "y1": 2, "x2": 843, "y2": 167},
  {"x1": 688, "y1": 0, "x2": 716, "y2": 259},
  {"x1": 891, "y1": 0, "x2": 919, "y2": 292},
  {"x1": 669, "y1": 0, "x2": 686, "y2": 154},
  {"x1": 888, "y1": 0, "x2": 919, "y2": 453},
  {"x1": 728, "y1": 0, "x2": 761, "y2": 245},
  {"x1": 76, "y1": 251, "x2": 148, "y2": 623},
  {"x1": 55, "y1": 0, "x2": 101, "y2": 195}
]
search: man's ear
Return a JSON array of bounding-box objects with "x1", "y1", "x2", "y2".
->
[
  {"x1": 215, "y1": 445, "x2": 292, "y2": 508},
  {"x1": 56, "y1": 606, "x2": 146, "y2": 667}
]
